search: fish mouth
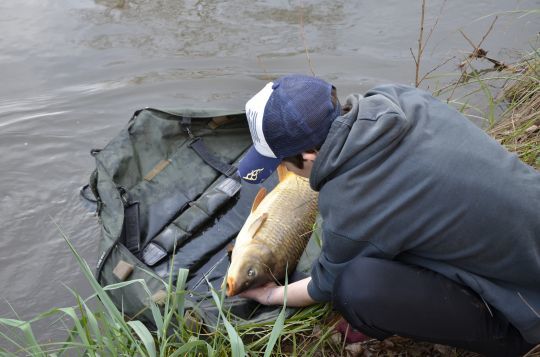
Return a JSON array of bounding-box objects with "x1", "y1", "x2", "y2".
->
[{"x1": 226, "y1": 276, "x2": 236, "y2": 297}]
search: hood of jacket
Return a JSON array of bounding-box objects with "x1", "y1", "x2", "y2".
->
[{"x1": 310, "y1": 91, "x2": 414, "y2": 191}]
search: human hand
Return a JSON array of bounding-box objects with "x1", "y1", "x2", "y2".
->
[{"x1": 238, "y1": 281, "x2": 281, "y2": 305}]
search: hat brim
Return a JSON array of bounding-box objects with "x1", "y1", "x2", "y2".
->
[{"x1": 238, "y1": 146, "x2": 281, "y2": 184}]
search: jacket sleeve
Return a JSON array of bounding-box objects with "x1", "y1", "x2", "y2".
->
[{"x1": 307, "y1": 228, "x2": 392, "y2": 302}]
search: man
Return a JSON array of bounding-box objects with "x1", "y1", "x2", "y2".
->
[{"x1": 237, "y1": 74, "x2": 540, "y2": 356}]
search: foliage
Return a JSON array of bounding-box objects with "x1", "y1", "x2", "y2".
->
[{"x1": 489, "y1": 53, "x2": 540, "y2": 168}]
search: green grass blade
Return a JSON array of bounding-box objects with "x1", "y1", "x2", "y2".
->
[
  {"x1": 101, "y1": 324, "x2": 119, "y2": 355},
  {"x1": 474, "y1": 73, "x2": 496, "y2": 126},
  {"x1": 263, "y1": 308, "x2": 286, "y2": 356},
  {"x1": 127, "y1": 320, "x2": 156, "y2": 357},
  {"x1": 103, "y1": 277, "x2": 165, "y2": 332},
  {"x1": 175, "y1": 269, "x2": 189, "y2": 321},
  {"x1": 0, "y1": 343, "x2": 19, "y2": 356},
  {"x1": 0, "y1": 318, "x2": 44, "y2": 356},
  {"x1": 136, "y1": 284, "x2": 164, "y2": 338},
  {"x1": 158, "y1": 256, "x2": 177, "y2": 351},
  {"x1": 109, "y1": 269, "x2": 165, "y2": 338},
  {"x1": 102, "y1": 279, "x2": 147, "y2": 290},
  {"x1": 160, "y1": 268, "x2": 189, "y2": 356},
  {"x1": 264, "y1": 274, "x2": 288, "y2": 357},
  {"x1": 82, "y1": 301, "x2": 103, "y2": 349},
  {"x1": 207, "y1": 279, "x2": 245, "y2": 357},
  {"x1": 0, "y1": 325, "x2": 25, "y2": 352},
  {"x1": 168, "y1": 340, "x2": 212, "y2": 357},
  {"x1": 58, "y1": 307, "x2": 93, "y2": 355}
]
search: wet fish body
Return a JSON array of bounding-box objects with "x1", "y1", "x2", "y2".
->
[{"x1": 226, "y1": 167, "x2": 318, "y2": 297}]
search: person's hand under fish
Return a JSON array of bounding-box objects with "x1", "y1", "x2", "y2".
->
[
  {"x1": 238, "y1": 281, "x2": 279, "y2": 305},
  {"x1": 238, "y1": 277, "x2": 316, "y2": 307}
]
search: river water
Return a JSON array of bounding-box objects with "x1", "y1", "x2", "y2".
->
[{"x1": 0, "y1": 0, "x2": 538, "y2": 341}]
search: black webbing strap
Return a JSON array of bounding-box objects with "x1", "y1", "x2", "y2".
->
[
  {"x1": 188, "y1": 137, "x2": 238, "y2": 178},
  {"x1": 182, "y1": 116, "x2": 237, "y2": 178},
  {"x1": 123, "y1": 202, "x2": 141, "y2": 255},
  {"x1": 140, "y1": 242, "x2": 168, "y2": 266},
  {"x1": 80, "y1": 184, "x2": 98, "y2": 203}
]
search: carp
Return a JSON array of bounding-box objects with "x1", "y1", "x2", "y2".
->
[{"x1": 226, "y1": 165, "x2": 318, "y2": 297}]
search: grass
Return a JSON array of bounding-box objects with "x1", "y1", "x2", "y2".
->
[
  {"x1": 489, "y1": 53, "x2": 540, "y2": 168},
  {"x1": 0, "y1": 224, "x2": 339, "y2": 356},
  {"x1": 434, "y1": 49, "x2": 539, "y2": 169}
]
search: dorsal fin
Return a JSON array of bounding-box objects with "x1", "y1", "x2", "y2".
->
[
  {"x1": 251, "y1": 187, "x2": 267, "y2": 212},
  {"x1": 277, "y1": 164, "x2": 290, "y2": 182},
  {"x1": 248, "y1": 213, "x2": 268, "y2": 237}
]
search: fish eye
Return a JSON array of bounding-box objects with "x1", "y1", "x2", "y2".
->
[{"x1": 247, "y1": 268, "x2": 255, "y2": 277}]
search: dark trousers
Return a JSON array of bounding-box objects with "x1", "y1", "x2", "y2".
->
[{"x1": 332, "y1": 257, "x2": 536, "y2": 356}]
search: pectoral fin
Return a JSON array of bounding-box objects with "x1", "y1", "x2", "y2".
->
[
  {"x1": 226, "y1": 243, "x2": 235, "y2": 261},
  {"x1": 251, "y1": 188, "x2": 267, "y2": 212},
  {"x1": 277, "y1": 163, "x2": 290, "y2": 182},
  {"x1": 248, "y1": 213, "x2": 268, "y2": 237}
]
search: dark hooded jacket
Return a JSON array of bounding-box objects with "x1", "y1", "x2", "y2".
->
[{"x1": 307, "y1": 84, "x2": 540, "y2": 343}]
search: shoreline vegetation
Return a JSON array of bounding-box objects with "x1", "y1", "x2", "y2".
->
[
  {"x1": 489, "y1": 56, "x2": 540, "y2": 169},
  {"x1": 1, "y1": 6, "x2": 539, "y2": 357}
]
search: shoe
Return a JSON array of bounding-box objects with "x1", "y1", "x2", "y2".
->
[{"x1": 335, "y1": 318, "x2": 370, "y2": 343}]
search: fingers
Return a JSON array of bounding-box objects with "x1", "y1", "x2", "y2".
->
[{"x1": 237, "y1": 282, "x2": 278, "y2": 304}]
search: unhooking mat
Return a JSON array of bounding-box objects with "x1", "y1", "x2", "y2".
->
[{"x1": 81, "y1": 107, "x2": 321, "y2": 329}]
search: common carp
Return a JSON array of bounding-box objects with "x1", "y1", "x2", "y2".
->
[{"x1": 226, "y1": 165, "x2": 318, "y2": 297}]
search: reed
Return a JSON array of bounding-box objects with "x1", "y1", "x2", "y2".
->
[
  {"x1": 489, "y1": 53, "x2": 540, "y2": 168},
  {"x1": 432, "y1": 49, "x2": 539, "y2": 168}
]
